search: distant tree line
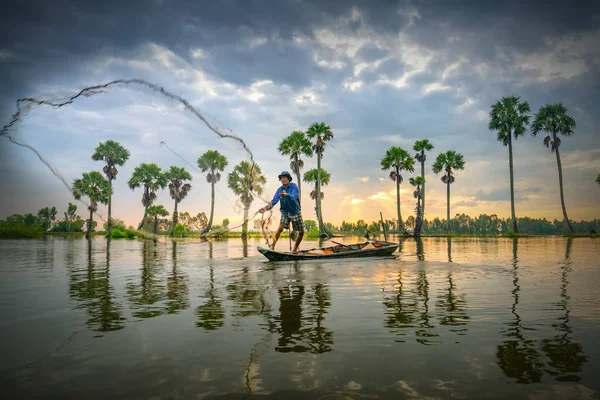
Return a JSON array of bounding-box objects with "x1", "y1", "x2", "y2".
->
[{"x1": 334, "y1": 214, "x2": 599, "y2": 236}]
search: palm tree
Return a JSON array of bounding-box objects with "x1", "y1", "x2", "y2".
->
[
  {"x1": 91, "y1": 140, "x2": 130, "y2": 237},
  {"x1": 146, "y1": 205, "x2": 169, "y2": 234},
  {"x1": 278, "y1": 131, "x2": 313, "y2": 206},
  {"x1": 303, "y1": 168, "x2": 332, "y2": 206},
  {"x1": 432, "y1": 150, "x2": 465, "y2": 233},
  {"x1": 381, "y1": 146, "x2": 415, "y2": 232},
  {"x1": 531, "y1": 103, "x2": 576, "y2": 233},
  {"x1": 306, "y1": 122, "x2": 334, "y2": 238},
  {"x1": 413, "y1": 140, "x2": 434, "y2": 217},
  {"x1": 227, "y1": 161, "x2": 266, "y2": 237},
  {"x1": 73, "y1": 171, "x2": 110, "y2": 239},
  {"x1": 128, "y1": 163, "x2": 167, "y2": 230},
  {"x1": 410, "y1": 176, "x2": 425, "y2": 237},
  {"x1": 164, "y1": 166, "x2": 192, "y2": 236},
  {"x1": 489, "y1": 96, "x2": 531, "y2": 233},
  {"x1": 197, "y1": 150, "x2": 228, "y2": 235}
]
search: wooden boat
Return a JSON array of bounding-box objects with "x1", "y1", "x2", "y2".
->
[{"x1": 257, "y1": 240, "x2": 399, "y2": 261}]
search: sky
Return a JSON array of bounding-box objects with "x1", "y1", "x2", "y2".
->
[{"x1": 1, "y1": 0, "x2": 599, "y2": 229}]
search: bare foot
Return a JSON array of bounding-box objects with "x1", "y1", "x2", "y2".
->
[
  {"x1": 292, "y1": 249, "x2": 300, "y2": 254},
  {"x1": 270, "y1": 245, "x2": 276, "y2": 251}
]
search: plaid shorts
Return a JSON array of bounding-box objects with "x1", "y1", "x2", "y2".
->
[{"x1": 280, "y1": 213, "x2": 305, "y2": 231}]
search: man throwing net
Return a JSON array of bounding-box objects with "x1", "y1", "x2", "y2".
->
[{"x1": 259, "y1": 171, "x2": 305, "y2": 253}]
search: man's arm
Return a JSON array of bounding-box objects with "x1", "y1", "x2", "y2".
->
[{"x1": 263, "y1": 188, "x2": 281, "y2": 211}]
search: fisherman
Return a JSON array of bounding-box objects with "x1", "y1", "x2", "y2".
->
[{"x1": 259, "y1": 171, "x2": 305, "y2": 253}]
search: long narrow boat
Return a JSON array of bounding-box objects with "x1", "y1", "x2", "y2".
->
[{"x1": 257, "y1": 240, "x2": 399, "y2": 261}]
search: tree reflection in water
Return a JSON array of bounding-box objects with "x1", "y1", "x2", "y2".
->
[
  {"x1": 447, "y1": 237, "x2": 452, "y2": 263},
  {"x1": 436, "y1": 271, "x2": 470, "y2": 331},
  {"x1": 68, "y1": 239, "x2": 125, "y2": 332},
  {"x1": 496, "y1": 238, "x2": 544, "y2": 384},
  {"x1": 383, "y1": 270, "x2": 417, "y2": 342},
  {"x1": 242, "y1": 237, "x2": 248, "y2": 258},
  {"x1": 541, "y1": 238, "x2": 588, "y2": 381},
  {"x1": 127, "y1": 240, "x2": 168, "y2": 319},
  {"x1": 196, "y1": 264, "x2": 225, "y2": 331},
  {"x1": 165, "y1": 241, "x2": 190, "y2": 314},
  {"x1": 415, "y1": 237, "x2": 425, "y2": 261},
  {"x1": 274, "y1": 282, "x2": 334, "y2": 354},
  {"x1": 415, "y1": 264, "x2": 439, "y2": 345}
]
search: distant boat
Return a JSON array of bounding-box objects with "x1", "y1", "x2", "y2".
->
[{"x1": 257, "y1": 240, "x2": 399, "y2": 261}]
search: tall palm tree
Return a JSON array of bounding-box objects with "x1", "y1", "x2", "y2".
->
[
  {"x1": 410, "y1": 176, "x2": 425, "y2": 237},
  {"x1": 128, "y1": 163, "x2": 167, "y2": 230},
  {"x1": 306, "y1": 122, "x2": 334, "y2": 238},
  {"x1": 227, "y1": 161, "x2": 266, "y2": 237},
  {"x1": 164, "y1": 166, "x2": 192, "y2": 236},
  {"x1": 73, "y1": 171, "x2": 110, "y2": 239},
  {"x1": 381, "y1": 146, "x2": 415, "y2": 232},
  {"x1": 531, "y1": 103, "x2": 576, "y2": 233},
  {"x1": 432, "y1": 150, "x2": 465, "y2": 233},
  {"x1": 303, "y1": 168, "x2": 331, "y2": 206},
  {"x1": 278, "y1": 131, "x2": 313, "y2": 206},
  {"x1": 413, "y1": 140, "x2": 434, "y2": 217},
  {"x1": 489, "y1": 96, "x2": 531, "y2": 233},
  {"x1": 146, "y1": 205, "x2": 169, "y2": 234},
  {"x1": 197, "y1": 150, "x2": 228, "y2": 235},
  {"x1": 91, "y1": 140, "x2": 130, "y2": 237}
]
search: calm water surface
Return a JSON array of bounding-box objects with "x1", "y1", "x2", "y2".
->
[{"x1": 0, "y1": 236, "x2": 599, "y2": 399}]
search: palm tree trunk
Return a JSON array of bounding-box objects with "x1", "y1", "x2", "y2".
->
[
  {"x1": 139, "y1": 186, "x2": 149, "y2": 230},
  {"x1": 242, "y1": 205, "x2": 249, "y2": 238},
  {"x1": 554, "y1": 134, "x2": 574, "y2": 233},
  {"x1": 294, "y1": 154, "x2": 302, "y2": 207},
  {"x1": 508, "y1": 136, "x2": 519, "y2": 233},
  {"x1": 153, "y1": 216, "x2": 158, "y2": 235},
  {"x1": 139, "y1": 206, "x2": 148, "y2": 230},
  {"x1": 316, "y1": 152, "x2": 331, "y2": 237},
  {"x1": 446, "y1": 172, "x2": 451, "y2": 233},
  {"x1": 421, "y1": 155, "x2": 426, "y2": 217},
  {"x1": 107, "y1": 177, "x2": 113, "y2": 237},
  {"x1": 396, "y1": 167, "x2": 402, "y2": 232},
  {"x1": 316, "y1": 152, "x2": 323, "y2": 233},
  {"x1": 87, "y1": 208, "x2": 93, "y2": 239},
  {"x1": 171, "y1": 200, "x2": 178, "y2": 236},
  {"x1": 204, "y1": 181, "x2": 215, "y2": 235}
]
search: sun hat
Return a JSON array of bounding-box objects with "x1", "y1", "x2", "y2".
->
[{"x1": 278, "y1": 171, "x2": 292, "y2": 181}]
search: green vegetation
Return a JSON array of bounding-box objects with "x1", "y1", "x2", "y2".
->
[
  {"x1": 531, "y1": 103, "x2": 576, "y2": 234},
  {"x1": 278, "y1": 130, "x2": 313, "y2": 206},
  {"x1": 306, "y1": 122, "x2": 334, "y2": 238},
  {"x1": 164, "y1": 166, "x2": 192, "y2": 236},
  {"x1": 432, "y1": 150, "x2": 466, "y2": 233},
  {"x1": 227, "y1": 161, "x2": 266, "y2": 237},
  {"x1": 197, "y1": 150, "x2": 228, "y2": 235},
  {"x1": 73, "y1": 171, "x2": 110, "y2": 239},
  {"x1": 92, "y1": 140, "x2": 130, "y2": 237},
  {"x1": 146, "y1": 205, "x2": 169, "y2": 234},
  {"x1": 489, "y1": 95, "x2": 531, "y2": 233},
  {"x1": 381, "y1": 146, "x2": 415, "y2": 232},
  {"x1": 128, "y1": 163, "x2": 167, "y2": 230},
  {"x1": 413, "y1": 139, "x2": 434, "y2": 218}
]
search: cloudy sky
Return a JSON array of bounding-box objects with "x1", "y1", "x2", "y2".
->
[{"x1": 1, "y1": 0, "x2": 599, "y2": 229}]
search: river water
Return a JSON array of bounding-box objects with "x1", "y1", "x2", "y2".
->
[{"x1": 0, "y1": 236, "x2": 599, "y2": 399}]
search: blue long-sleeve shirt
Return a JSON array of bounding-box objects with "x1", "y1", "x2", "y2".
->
[{"x1": 267, "y1": 183, "x2": 301, "y2": 215}]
